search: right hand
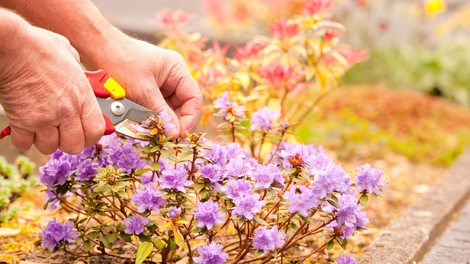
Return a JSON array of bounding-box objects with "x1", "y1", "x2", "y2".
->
[{"x1": 0, "y1": 20, "x2": 105, "y2": 155}]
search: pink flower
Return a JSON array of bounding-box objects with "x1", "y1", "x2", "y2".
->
[
  {"x1": 150, "y1": 8, "x2": 193, "y2": 34},
  {"x1": 206, "y1": 41, "x2": 230, "y2": 62},
  {"x1": 270, "y1": 19, "x2": 299, "y2": 40},
  {"x1": 322, "y1": 48, "x2": 368, "y2": 66},
  {"x1": 198, "y1": 66, "x2": 225, "y2": 91},
  {"x1": 323, "y1": 29, "x2": 339, "y2": 41},
  {"x1": 202, "y1": 0, "x2": 226, "y2": 22},
  {"x1": 261, "y1": 63, "x2": 304, "y2": 91},
  {"x1": 234, "y1": 41, "x2": 266, "y2": 61},
  {"x1": 304, "y1": 0, "x2": 332, "y2": 15}
]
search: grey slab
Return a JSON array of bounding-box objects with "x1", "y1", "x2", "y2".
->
[
  {"x1": 359, "y1": 149, "x2": 470, "y2": 264},
  {"x1": 422, "y1": 201, "x2": 470, "y2": 264}
]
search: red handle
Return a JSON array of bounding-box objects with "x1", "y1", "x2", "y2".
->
[
  {"x1": 0, "y1": 126, "x2": 11, "y2": 139},
  {"x1": 84, "y1": 70, "x2": 112, "y2": 98}
]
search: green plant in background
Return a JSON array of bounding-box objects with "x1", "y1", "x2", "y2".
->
[
  {"x1": 0, "y1": 156, "x2": 38, "y2": 223},
  {"x1": 344, "y1": 41, "x2": 470, "y2": 106}
]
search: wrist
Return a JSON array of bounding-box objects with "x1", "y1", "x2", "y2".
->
[{"x1": 0, "y1": 9, "x2": 32, "y2": 86}]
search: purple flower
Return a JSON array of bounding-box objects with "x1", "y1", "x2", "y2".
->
[
  {"x1": 203, "y1": 143, "x2": 228, "y2": 165},
  {"x1": 158, "y1": 110, "x2": 176, "y2": 131},
  {"x1": 225, "y1": 157, "x2": 253, "y2": 178},
  {"x1": 310, "y1": 163, "x2": 351, "y2": 199},
  {"x1": 194, "y1": 200, "x2": 225, "y2": 230},
  {"x1": 232, "y1": 193, "x2": 265, "y2": 220},
  {"x1": 355, "y1": 164, "x2": 386, "y2": 195},
  {"x1": 41, "y1": 218, "x2": 79, "y2": 252},
  {"x1": 337, "y1": 254, "x2": 357, "y2": 264},
  {"x1": 253, "y1": 225, "x2": 286, "y2": 253},
  {"x1": 283, "y1": 185, "x2": 318, "y2": 217},
  {"x1": 169, "y1": 207, "x2": 182, "y2": 220},
  {"x1": 159, "y1": 165, "x2": 193, "y2": 192},
  {"x1": 213, "y1": 92, "x2": 246, "y2": 119},
  {"x1": 40, "y1": 156, "x2": 74, "y2": 187},
  {"x1": 222, "y1": 179, "x2": 253, "y2": 200},
  {"x1": 322, "y1": 194, "x2": 368, "y2": 239},
  {"x1": 124, "y1": 215, "x2": 149, "y2": 235},
  {"x1": 195, "y1": 242, "x2": 228, "y2": 264},
  {"x1": 273, "y1": 142, "x2": 322, "y2": 169},
  {"x1": 75, "y1": 159, "x2": 98, "y2": 181},
  {"x1": 108, "y1": 143, "x2": 145, "y2": 173},
  {"x1": 250, "y1": 107, "x2": 280, "y2": 131},
  {"x1": 200, "y1": 164, "x2": 224, "y2": 183},
  {"x1": 252, "y1": 164, "x2": 284, "y2": 189},
  {"x1": 224, "y1": 143, "x2": 249, "y2": 160},
  {"x1": 132, "y1": 187, "x2": 167, "y2": 212}
]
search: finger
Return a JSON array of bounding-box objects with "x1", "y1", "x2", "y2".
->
[
  {"x1": 80, "y1": 98, "x2": 105, "y2": 147},
  {"x1": 34, "y1": 126, "x2": 59, "y2": 155},
  {"x1": 58, "y1": 117, "x2": 85, "y2": 154},
  {"x1": 159, "y1": 61, "x2": 202, "y2": 134},
  {"x1": 130, "y1": 80, "x2": 180, "y2": 138},
  {"x1": 10, "y1": 127, "x2": 34, "y2": 151}
]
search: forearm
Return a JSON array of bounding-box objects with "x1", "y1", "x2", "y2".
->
[{"x1": 0, "y1": 0, "x2": 125, "y2": 68}]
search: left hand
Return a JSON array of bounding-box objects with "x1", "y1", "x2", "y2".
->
[{"x1": 88, "y1": 36, "x2": 202, "y2": 138}]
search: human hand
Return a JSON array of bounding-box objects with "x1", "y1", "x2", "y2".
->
[
  {"x1": 0, "y1": 16, "x2": 105, "y2": 154},
  {"x1": 86, "y1": 36, "x2": 202, "y2": 138}
]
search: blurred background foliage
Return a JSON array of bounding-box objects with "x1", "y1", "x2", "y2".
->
[{"x1": 200, "y1": 0, "x2": 470, "y2": 166}]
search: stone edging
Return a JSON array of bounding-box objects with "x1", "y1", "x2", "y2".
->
[{"x1": 359, "y1": 148, "x2": 470, "y2": 264}]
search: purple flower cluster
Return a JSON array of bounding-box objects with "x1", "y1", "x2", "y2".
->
[
  {"x1": 355, "y1": 163, "x2": 386, "y2": 195},
  {"x1": 40, "y1": 134, "x2": 146, "y2": 188},
  {"x1": 41, "y1": 218, "x2": 79, "y2": 252},
  {"x1": 108, "y1": 142, "x2": 145, "y2": 174},
  {"x1": 309, "y1": 162, "x2": 351, "y2": 199},
  {"x1": 250, "y1": 107, "x2": 280, "y2": 131},
  {"x1": 252, "y1": 164, "x2": 284, "y2": 189},
  {"x1": 222, "y1": 179, "x2": 252, "y2": 200},
  {"x1": 124, "y1": 215, "x2": 148, "y2": 235},
  {"x1": 337, "y1": 254, "x2": 357, "y2": 264},
  {"x1": 253, "y1": 225, "x2": 286, "y2": 253},
  {"x1": 213, "y1": 92, "x2": 246, "y2": 119},
  {"x1": 195, "y1": 242, "x2": 228, "y2": 264},
  {"x1": 40, "y1": 154, "x2": 75, "y2": 187},
  {"x1": 232, "y1": 193, "x2": 265, "y2": 220},
  {"x1": 322, "y1": 193, "x2": 368, "y2": 239},
  {"x1": 158, "y1": 164, "x2": 193, "y2": 192},
  {"x1": 273, "y1": 141, "x2": 323, "y2": 169},
  {"x1": 194, "y1": 200, "x2": 225, "y2": 230},
  {"x1": 132, "y1": 186, "x2": 167, "y2": 212},
  {"x1": 283, "y1": 185, "x2": 318, "y2": 217}
]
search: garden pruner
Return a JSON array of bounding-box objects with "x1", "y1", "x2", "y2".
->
[{"x1": 0, "y1": 70, "x2": 157, "y2": 140}]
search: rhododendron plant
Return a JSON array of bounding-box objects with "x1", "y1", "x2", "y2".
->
[{"x1": 39, "y1": 1, "x2": 381, "y2": 263}]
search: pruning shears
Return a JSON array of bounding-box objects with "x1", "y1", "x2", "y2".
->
[{"x1": 0, "y1": 70, "x2": 157, "y2": 140}]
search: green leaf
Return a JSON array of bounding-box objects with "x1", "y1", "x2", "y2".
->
[
  {"x1": 93, "y1": 182, "x2": 109, "y2": 193},
  {"x1": 174, "y1": 230, "x2": 185, "y2": 246},
  {"x1": 359, "y1": 194, "x2": 369, "y2": 205},
  {"x1": 83, "y1": 240, "x2": 91, "y2": 252},
  {"x1": 101, "y1": 235, "x2": 112, "y2": 249},
  {"x1": 253, "y1": 216, "x2": 268, "y2": 226},
  {"x1": 135, "y1": 242, "x2": 154, "y2": 264},
  {"x1": 169, "y1": 238, "x2": 177, "y2": 251},
  {"x1": 120, "y1": 232, "x2": 132, "y2": 243},
  {"x1": 327, "y1": 240, "x2": 334, "y2": 250},
  {"x1": 152, "y1": 162, "x2": 161, "y2": 170},
  {"x1": 134, "y1": 168, "x2": 151, "y2": 176}
]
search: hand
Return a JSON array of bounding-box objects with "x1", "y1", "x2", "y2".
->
[
  {"x1": 0, "y1": 20, "x2": 105, "y2": 154},
  {"x1": 88, "y1": 36, "x2": 202, "y2": 138}
]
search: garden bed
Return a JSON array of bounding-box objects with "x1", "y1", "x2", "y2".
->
[{"x1": 2, "y1": 85, "x2": 469, "y2": 263}]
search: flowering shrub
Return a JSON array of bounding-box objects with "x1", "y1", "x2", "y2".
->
[
  {"x1": 40, "y1": 1, "x2": 384, "y2": 263},
  {"x1": 0, "y1": 155, "x2": 37, "y2": 223}
]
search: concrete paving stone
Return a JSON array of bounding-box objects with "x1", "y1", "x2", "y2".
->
[
  {"x1": 359, "y1": 149, "x2": 470, "y2": 264},
  {"x1": 422, "y1": 201, "x2": 470, "y2": 264}
]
